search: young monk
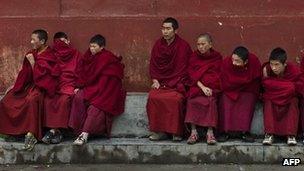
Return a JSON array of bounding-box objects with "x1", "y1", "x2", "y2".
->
[
  {"x1": 262, "y1": 47, "x2": 304, "y2": 146},
  {"x1": 185, "y1": 33, "x2": 222, "y2": 145},
  {"x1": 218, "y1": 46, "x2": 261, "y2": 142},
  {"x1": 68, "y1": 34, "x2": 126, "y2": 145},
  {"x1": 42, "y1": 32, "x2": 81, "y2": 144},
  {"x1": 0, "y1": 29, "x2": 60, "y2": 150},
  {"x1": 147, "y1": 17, "x2": 192, "y2": 141}
]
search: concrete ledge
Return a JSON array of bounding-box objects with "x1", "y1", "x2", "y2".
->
[
  {"x1": 112, "y1": 93, "x2": 265, "y2": 137},
  {"x1": 0, "y1": 138, "x2": 303, "y2": 164},
  {"x1": 0, "y1": 92, "x2": 265, "y2": 137}
]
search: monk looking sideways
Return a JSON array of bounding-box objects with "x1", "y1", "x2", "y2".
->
[
  {"x1": 262, "y1": 48, "x2": 303, "y2": 145},
  {"x1": 0, "y1": 29, "x2": 60, "y2": 150},
  {"x1": 147, "y1": 17, "x2": 192, "y2": 141},
  {"x1": 68, "y1": 34, "x2": 126, "y2": 145},
  {"x1": 185, "y1": 33, "x2": 222, "y2": 145}
]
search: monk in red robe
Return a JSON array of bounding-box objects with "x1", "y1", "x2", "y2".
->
[
  {"x1": 0, "y1": 29, "x2": 60, "y2": 150},
  {"x1": 218, "y1": 46, "x2": 261, "y2": 142},
  {"x1": 262, "y1": 47, "x2": 304, "y2": 146},
  {"x1": 185, "y1": 33, "x2": 222, "y2": 145},
  {"x1": 68, "y1": 34, "x2": 126, "y2": 145},
  {"x1": 298, "y1": 50, "x2": 304, "y2": 142},
  {"x1": 147, "y1": 17, "x2": 192, "y2": 141},
  {"x1": 42, "y1": 32, "x2": 81, "y2": 144}
]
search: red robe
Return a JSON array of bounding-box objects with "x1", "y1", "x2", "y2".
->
[
  {"x1": 68, "y1": 49, "x2": 126, "y2": 136},
  {"x1": 219, "y1": 53, "x2": 261, "y2": 132},
  {"x1": 0, "y1": 47, "x2": 59, "y2": 139},
  {"x1": 185, "y1": 49, "x2": 222, "y2": 128},
  {"x1": 263, "y1": 62, "x2": 304, "y2": 136},
  {"x1": 44, "y1": 39, "x2": 81, "y2": 129},
  {"x1": 299, "y1": 51, "x2": 304, "y2": 134},
  {"x1": 147, "y1": 35, "x2": 192, "y2": 135}
]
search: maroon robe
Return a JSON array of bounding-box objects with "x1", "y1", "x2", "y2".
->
[
  {"x1": 0, "y1": 47, "x2": 59, "y2": 139},
  {"x1": 185, "y1": 49, "x2": 222, "y2": 128},
  {"x1": 219, "y1": 53, "x2": 261, "y2": 132},
  {"x1": 44, "y1": 39, "x2": 81, "y2": 129},
  {"x1": 146, "y1": 35, "x2": 192, "y2": 136},
  {"x1": 68, "y1": 49, "x2": 126, "y2": 136},
  {"x1": 263, "y1": 62, "x2": 304, "y2": 136},
  {"x1": 299, "y1": 51, "x2": 304, "y2": 134}
]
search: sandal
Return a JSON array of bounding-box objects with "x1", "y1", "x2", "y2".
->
[
  {"x1": 206, "y1": 132, "x2": 217, "y2": 145},
  {"x1": 172, "y1": 135, "x2": 183, "y2": 142},
  {"x1": 73, "y1": 135, "x2": 87, "y2": 146},
  {"x1": 149, "y1": 132, "x2": 168, "y2": 141},
  {"x1": 23, "y1": 133, "x2": 37, "y2": 151},
  {"x1": 187, "y1": 133, "x2": 199, "y2": 144}
]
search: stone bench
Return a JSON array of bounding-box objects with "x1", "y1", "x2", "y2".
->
[
  {"x1": 1, "y1": 93, "x2": 302, "y2": 165},
  {"x1": 0, "y1": 92, "x2": 265, "y2": 137},
  {"x1": 112, "y1": 93, "x2": 265, "y2": 137}
]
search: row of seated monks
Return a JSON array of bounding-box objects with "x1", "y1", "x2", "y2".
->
[{"x1": 1, "y1": 17, "x2": 304, "y2": 151}]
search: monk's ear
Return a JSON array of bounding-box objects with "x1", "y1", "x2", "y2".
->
[
  {"x1": 40, "y1": 39, "x2": 46, "y2": 45},
  {"x1": 244, "y1": 59, "x2": 248, "y2": 65},
  {"x1": 174, "y1": 29, "x2": 178, "y2": 34}
]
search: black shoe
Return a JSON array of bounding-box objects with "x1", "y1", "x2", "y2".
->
[
  {"x1": 51, "y1": 132, "x2": 63, "y2": 144},
  {"x1": 42, "y1": 131, "x2": 54, "y2": 144},
  {"x1": 217, "y1": 133, "x2": 229, "y2": 142},
  {"x1": 242, "y1": 132, "x2": 255, "y2": 143}
]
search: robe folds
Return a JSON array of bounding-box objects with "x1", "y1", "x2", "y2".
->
[
  {"x1": 68, "y1": 49, "x2": 126, "y2": 136},
  {"x1": 44, "y1": 39, "x2": 81, "y2": 129},
  {"x1": 263, "y1": 62, "x2": 304, "y2": 136},
  {"x1": 0, "y1": 47, "x2": 60, "y2": 139},
  {"x1": 147, "y1": 35, "x2": 192, "y2": 135},
  {"x1": 185, "y1": 49, "x2": 222, "y2": 128},
  {"x1": 218, "y1": 53, "x2": 261, "y2": 132}
]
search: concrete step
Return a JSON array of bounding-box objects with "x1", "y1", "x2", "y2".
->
[{"x1": 0, "y1": 138, "x2": 303, "y2": 164}]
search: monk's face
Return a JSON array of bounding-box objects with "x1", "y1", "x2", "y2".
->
[
  {"x1": 89, "y1": 43, "x2": 103, "y2": 55},
  {"x1": 161, "y1": 22, "x2": 176, "y2": 40},
  {"x1": 270, "y1": 60, "x2": 286, "y2": 75},
  {"x1": 197, "y1": 37, "x2": 212, "y2": 54},
  {"x1": 232, "y1": 54, "x2": 247, "y2": 67},
  {"x1": 31, "y1": 33, "x2": 45, "y2": 49}
]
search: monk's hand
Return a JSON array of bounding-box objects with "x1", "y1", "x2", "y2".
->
[
  {"x1": 74, "y1": 88, "x2": 79, "y2": 94},
  {"x1": 263, "y1": 67, "x2": 268, "y2": 78},
  {"x1": 151, "y1": 79, "x2": 160, "y2": 89},
  {"x1": 26, "y1": 53, "x2": 35, "y2": 67},
  {"x1": 5, "y1": 85, "x2": 13, "y2": 94},
  {"x1": 296, "y1": 56, "x2": 301, "y2": 64},
  {"x1": 201, "y1": 86, "x2": 212, "y2": 96}
]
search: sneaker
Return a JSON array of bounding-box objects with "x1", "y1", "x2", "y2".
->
[
  {"x1": 263, "y1": 134, "x2": 273, "y2": 145},
  {"x1": 42, "y1": 131, "x2": 54, "y2": 144},
  {"x1": 287, "y1": 136, "x2": 297, "y2": 146},
  {"x1": 149, "y1": 132, "x2": 168, "y2": 141},
  {"x1": 172, "y1": 135, "x2": 183, "y2": 142},
  {"x1": 217, "y1": 133, "x2": 229, "y2": 142},
  {"x1": 206, "y1": 132, "x2": 217, "y2": 145},
  {"x1": 242, "y1": 132, "x2": 255, "y2": 143},
  {"x1": 73, "y1": 135, "x2": 87, "y2": 146},
  {"x1": 51, "y1": 131, "x2": 63, "y2": 144},
  {"x1": 187, "y1": 132, "x2": 199, "y2": 144}
]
